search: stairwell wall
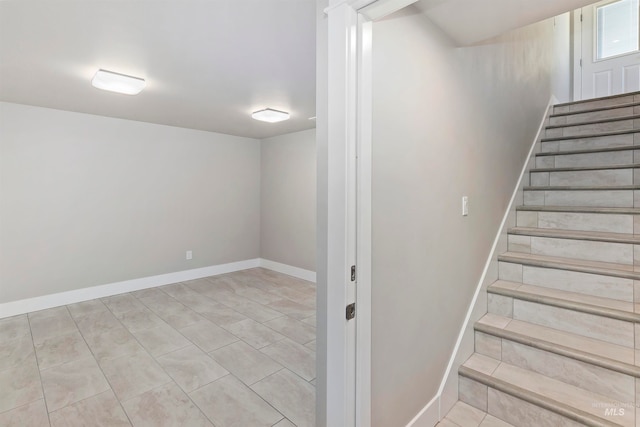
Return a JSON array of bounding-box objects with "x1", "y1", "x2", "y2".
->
[{"x1": 370, "y1": 7, "x2": 570, "y2": 427}]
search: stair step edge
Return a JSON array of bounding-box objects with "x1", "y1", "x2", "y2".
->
[
  {"x1": 474, "y1": 322, "x2": 640, "y2": 378},
  {"x1": 458, "y1": 365, "x2": 621, "y2": 427},
  {"x1": 541, "y1": 129, "x2": 640, "y2": 142},
  {"x1": 524, "y1": 185, "x2": 640, "y2": 191},
  {"x1": 550, "y1": 101, "x2": 640, "y2": 118},
  {"x1": 536, "y1": 144, "x2": 640, "y2": 156},
  {"x1": 531, "y1": 164, "x2": 640, "y2": 173},
  {"x1": 498, "y1": 252, "x2": 640, "y2": 280},
  {"x1": 488, "y1": 283, "x2": 640, "y2": 323},
  {"x1": 555, "y1": 91, "x2": 640, "y2": 108},
  {"x1": 546, "y1": 114, "x2": 640, "y2": 129},
  {"x1": 508, "y1": 227, "x2": 640, "y2": 244},
  {"x1": 516, "y1": 206, "x2": 640, "y2": 214}
]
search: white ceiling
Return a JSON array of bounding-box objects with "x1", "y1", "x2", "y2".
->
[
  {"x1": 0, "y1": 0, "x2": 316, "y2": 139},
  {"x1": 415, "y1": 0, "x2": 599, "y2": 46}
]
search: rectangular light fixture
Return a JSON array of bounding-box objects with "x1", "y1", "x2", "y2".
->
[
  {"x1": 91, "y1": 69, "x2": 146, "y2": 95},
  {"x1": 251, "y1": 108, "x2": 290, "y2": 123}
]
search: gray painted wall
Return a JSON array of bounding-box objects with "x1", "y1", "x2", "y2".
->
[
  {"x1": 260, "y1": 129, "x2": 317, "y2": 271},
  {"x1": 370, "y1": 8, "x2": 568, "y2": 427},
  {"x1": 0, "y1": 102, "x2": 261, "y2": 303}
]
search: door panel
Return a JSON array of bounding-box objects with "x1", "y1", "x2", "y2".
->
[{"x1": 579, "y1": 0, "x2": 640, "y2": 100}]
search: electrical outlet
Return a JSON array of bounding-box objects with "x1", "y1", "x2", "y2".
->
[
  {"x1": 462, "y1": 196, "x2": 469, "y2": 216},
  {"x1": 186, "y1": 250, "x2": 193, "y2": 260}
]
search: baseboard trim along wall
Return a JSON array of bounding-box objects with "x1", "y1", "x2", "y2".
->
[
  {"x1": 406, "y1": 97, "x2": 556, "y2": 427},
  {"x1": 0, "y1": 258, "x2": 317, "y2": 319}
]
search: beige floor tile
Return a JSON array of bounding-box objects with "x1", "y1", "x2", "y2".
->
[
  {"x1": 75, "y1": 310, "x2": 122, "y2": 337},
  {"x1": 40, "y1": 356, "x2": 110, "y2": 412},
  {"x1": 224, "y1": 318, "x2": 286, "y2": 349},
  {"x1": 251, "y1": 369, "x2": 315, "y2": 427},
  {"x1": 131, "y1": 323, "x2": 191, "y2": 357},
  {"x1": 273, "y1": 419, "x2": 296, "y2": 427},
  {"x1": 264, "y1": 316, "x2": 316, "y2": 345},
  {"x1": 199, "y1": 304, "x2": 249, "y2": 327},
  {"x1": 67, "y1": 299, "x2": 109, "y2": 318},
  {"x1": 267, "y1": 299, "x2": 315, "y2": 320},
  {"x1": 100, "y1": 352, "x2": 172, "y2": 401},
  {"x1": 0, "y1": 399, "x2": 49, "y2": 427},
  {"x1": 153, "y1": 305, "x2": 203, "y2": 329},
  {"x1": 122, "y1": 382, "x2": 212, "y2": 427},
  {"x1": 212, "y1": 292, "x2": 284, "y2": 323},
  {"x1": 302, "y1": 315, "x2": 316, "y2": 327},
  {"x1": 28, "y1": 306, "x2": 69, "y2": 323},
  {"x1": 480, "y1": 414, "x2": 515, "y2": 427},
  {"x1": 0, "y1": 335, "x2": 35, "y2": 371},
  {"x1": 445, "y1": 401, "x2": 486, "y2": 427},
  {"x1": 29, "y1": 310, "x2": 78, "y2": 345},
  {"x1": 189, "y1": 375, "x2": 283, "y2": 427},
  {"x1": 305, "y1": 340, "x2": 316, "y2": 351},
  {"x1": 236, "y1": 287, "x2": 283, "y2": 305},
  {"x1": 179, "y1": 319, "x2": 238, "y2": 352},
  {"x1": 0, "y1": 315, "x2": 30, "y2": 342},
  {"x1": 83, "y1": 327, "x2": 145, "y2": 362},
  {"x1": 101, "y1": 293, "x2": 145, "y2": 314},
  {"x1": 210, "y1": 341, "x2": 283, "y2": 385},
  {"x1": 261, "y1": 338, "x2": 315, "y2": 381},
  {"x1": 131, "y1": 288, "x2": 166, "y2": 299},
  {"x1": 157, "y1": 345, "x2": 228, "y2": 392},
  {"x1": 463, "y1": 354, "x2": 500, "y2": 376},
  {"x1": 0, "y1": 359, "x2": 43, "y2": 413},
  {"x1": 35, "y1": 330, "x2": 92, "y2": 370},
  {"x1": 49, "y1": 390, "x2": 131, "y2": 427},
  {"x1": 114, "y1": 307, "x2": 165, "y2": 332},
  {"x1": 437, "y1": 419, "x2": 462, "y2": 427},
  {"x1": 171, "y1": 292, "x2": 220, "y2": 314}
]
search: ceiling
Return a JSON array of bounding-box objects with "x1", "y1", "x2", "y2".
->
[
  {"x1": 415, "y1": 0, "x2": 600, "y2": 46},
  {"x1": 0, "y1": 0, "x2": 316, "y2": 139}
]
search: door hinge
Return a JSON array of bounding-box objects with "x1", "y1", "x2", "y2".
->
[
  {"x1": 346, "y1": 303, "x2": 356, "y2": 320},
  {"x1": 350, "y1": 265, "x2": 356, "y2": 282},
  {"x1": 580, "y1": 58, "x2": 583, "y2": 67},
  {"x1": 580, "y1": 13, "x2": 583, "y2": 22}
]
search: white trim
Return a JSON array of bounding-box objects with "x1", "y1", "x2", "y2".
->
[
  {"x1": 434, "y1": 98, "x2": 555, "y2": 421},
  {"x1": 259, "y1": 258, "x2": 317, "y2": 283},
  {"x1": 573, "y1": 9, "x2": 583, "y2": 100},
  {"x1": 406, "y1": 394, "x2": 440, "y2": 427},
  {"x1": 0, "y1": 258, "x2": 260, "y2": 318}
]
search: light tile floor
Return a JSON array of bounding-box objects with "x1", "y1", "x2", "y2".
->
[{"x1": 0, "y1": 268, "x2": 316, "y2": 427}]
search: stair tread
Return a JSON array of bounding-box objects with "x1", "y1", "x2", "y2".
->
[
  {"x1": 460, "y1": 355, "x2": 634, "y2": 427},
  {"x1": 541, "y1": 129, "x2": 640, "y2": 142},
  {"x1": 516, "y1": 205, "x2": 640, "y2": 214},
  {"x1": 508, "y1": 227, "x2": 640, "y2": 244},
  {"x1": 555, "y1": 91, "x2": 640, "y2": 108},
  {"x1": 530, "y1": 163, "x2": 640, "y2": 173},
  {"x1": 550, "y1": 101, "x2": 640, "y2": 118},
  {"x1": 498, "y1": 251, "x2": 639, "y2": 280},
  {"x1": 545, "y1": 113, "x2": 640, "y2": 129},
  {"x1": 523, "y1": 184, "x2": 640, "y2": 191},
  {"x1": 536, "y1": 143, "x2": 640, "y2": 156},
  {"x1": 440, "y1": 401, "x2": 515, "y2": 427},
  {"x1": 489, "y1": 280, "x2": 638, "y2": 322},
  {"x1": 476, "y1": 314, "x2": 635, "y2": 366}
]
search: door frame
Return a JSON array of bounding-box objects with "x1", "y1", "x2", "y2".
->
[{"x1": 320, "y1": 0, "x2": 418, "y2": 425}]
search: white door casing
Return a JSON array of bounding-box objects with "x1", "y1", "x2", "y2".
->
[{"x1": 576, "y1": 0, "x2": 640, "y2": 100}]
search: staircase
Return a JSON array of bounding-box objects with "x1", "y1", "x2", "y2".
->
[{"x1": 445, "y1": 92, "x2": 640, "y2": 427}]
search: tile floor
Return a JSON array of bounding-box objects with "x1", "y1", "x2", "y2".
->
[{"x1": 0, "y1": 268, "x2": 316, "y2": 427}]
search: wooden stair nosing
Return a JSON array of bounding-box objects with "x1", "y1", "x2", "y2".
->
[
  {"x1": 508, "y1": 227, "x2": 640, "y2": 244},
  {"x1": 458, "y1": 366, "x2": 621, "y2": 427},
  {"x1": 497, "y1": 252, "x2": 640, "y2": 280},
  {"x1": 474, "y1": 322, "x2": 640, "y2": 378},
  {"x1": 488, "y1": 284, "x2": 640, "y2": 323}
]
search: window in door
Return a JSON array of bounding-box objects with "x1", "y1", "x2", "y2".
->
[{"x1": 596, "y1": 0, "x2": 639, "y2": 60}]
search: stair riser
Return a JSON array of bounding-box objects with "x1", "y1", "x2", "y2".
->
[
  {"x1": 524, "y1": 189, "x2": 635, "y2": 207},
  {"x1": 516, "y1": 210, "x2": 635, "y2": 234},
  {"x1": 536, "y1": 150, "x2": 636, "y2": 168},
  {"x1": 507, "y1": 235, "x2": 636, "y2": 265},
  {"x1": 541, "y1": 133, "x2": 636, "y2": 153},
  {"x1": 530, "y1": 169, "x2": 636, "y2": 187},
  {"x1": 497, "y1": 262, "x2": 634, "y2": 302},
  {"x1": 459, "y1": 377, "x2": 586, "y2": 427},
  {"x1": 474, "y1": 333, "x2": 634, "y2": 403},
  {"x1": 550, "y1": 106, "x2": 638, "y2": 126},
  {"x1": 554, "y1": 95, "x2": 637, "y2": 114},
  {"x1": 487, "y1": 296, "x2": 635, "y2": 347},
  {"x1": 545, "y1": 119, "x2": 639, "y2": 138}
]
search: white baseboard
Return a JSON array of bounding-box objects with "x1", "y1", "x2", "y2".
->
[
  {"x1": 406, "y1": 394, "x2": 440, "y2": 427},
  {"x1": 259, "y1": 258, "x2": 317, "y2": 283},
  {"x1": 0, "y1": 258, "x2": 260, "y2": 319}
]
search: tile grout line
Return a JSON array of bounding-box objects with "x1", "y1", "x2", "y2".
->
[{"x1": 25, "y1": 313, "x2": 52, "y2": 426}]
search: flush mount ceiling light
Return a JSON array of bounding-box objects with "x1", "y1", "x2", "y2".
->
[
  {"x1": 251, "y1": 108, "x2": 290, "y2": 123},
  {"x1": 91, "y1": 69, "x2": 146, "y2": 95}
]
